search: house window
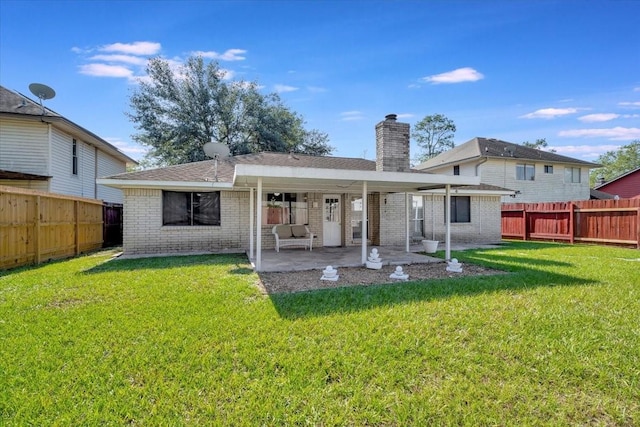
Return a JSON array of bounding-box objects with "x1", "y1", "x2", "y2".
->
[
  {"x1": 72, "y1": 139, "x2": 78, "y2": 175},
  {"x1": 565, "y1": 167, "x2": 581, "y2": 183},
  {"x1": 453, "y1": 165, "x2": 460, "y2": 176},
  {"x1": 446, "y1": 196, "x2": 471, "y2": 223},
  {"x1": 350, "y1": 197, "x2": 369, "y2": 240},
  {"x1": 162, "y1": 191, "x2": 220, "y2": 226},
  {"x1": 516, "y1": 163, "x2": 535, "y2": 181},
  {"x1": 411, "y1": 195, "x2": 424, "y2": 239},
  {"x1": 262, "y1": 192, "x2": 308, "y2": 225},
  {"x1": 544, "y1": 165, "x2": 553, "y2": 174}
]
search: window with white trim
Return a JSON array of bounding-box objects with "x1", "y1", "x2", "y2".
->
[
  {"x1": 350, "y1": 197, "x2": 369, "y2": 240},
  {"x1": 516, "y1": 163, "x2": 535, "y2": 181},
  {"x1": 411, "y1": 195, "x2": 424, "y2": 238},
  {"x1": 565, "y1": 167, "x2": 581, "y2": 183}
]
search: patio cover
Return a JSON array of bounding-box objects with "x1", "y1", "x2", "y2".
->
[{"x1": 232, "y1": 164, "x2": 480, "y2": 271}]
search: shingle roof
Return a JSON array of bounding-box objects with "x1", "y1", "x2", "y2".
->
[
  {"x1": 418, "y1": 137, "x2": 600, "y2": 169},
  {"x1": 105, "y1": 152, "x2": 377, "y2": 182},
  {"x1": 0, "y1": 86, "x2": 60, "y2": 117}
]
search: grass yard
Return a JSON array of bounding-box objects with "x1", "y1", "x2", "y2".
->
[{"x1": 1, "y1": 242, "x2": 638, "y2": 425}]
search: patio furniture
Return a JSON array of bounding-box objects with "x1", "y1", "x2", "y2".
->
[{"x1": 272, "y1": 224, "x2": 314, "y2": 252}]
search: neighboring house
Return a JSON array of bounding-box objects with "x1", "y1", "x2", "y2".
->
[
  {"x1": 589, "y1": 188, "x2": 617, "y2": 200},
  {"x1": 0, "y1": 85, "x2": 137, "y2": 203},
  {"x1": 593, "y1": 167, "x2": 640, "y2": 199},
  {"x1": 98, "y1": 115, "x2": 513, "y2": 270},
  {"x1": 416, "y1": 137, "x2": 600, "y2": 203}
]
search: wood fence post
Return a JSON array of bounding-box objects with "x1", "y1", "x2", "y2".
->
[
  {"x1": 637, "y1": 207, "x2": 640, "y2": 249},
  {"x1": 35, "y1": 195, "x2": 41, "y2": 265},
  {"x1": 523, "y1": 205, "x2": 528, "y2": 241},
  {"x1": 569, "y1": 203, "x2": 575, "y2": 244},
  {"x1": 75, "y1": 200, "x2": 80, "y2": 256}
]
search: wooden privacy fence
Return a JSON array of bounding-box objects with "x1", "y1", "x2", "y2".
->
[
  {"x1": 0, "y1": 185, "x2": 104, "y2": 270},
  {"x1": 502, "y1": 199, "x2": 640, "y2": 248}
]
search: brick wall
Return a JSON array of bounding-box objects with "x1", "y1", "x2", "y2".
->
[
  {"x1": 422, "y1": 194, "x2": 502, "y2": 243},
  {"x1": 123, "y1": 188, "x2": 250, "y2": 255}
]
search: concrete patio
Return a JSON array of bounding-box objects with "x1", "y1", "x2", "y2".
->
[{"x1": 250, "y1": 242, "x2": 503, "y2": 272}]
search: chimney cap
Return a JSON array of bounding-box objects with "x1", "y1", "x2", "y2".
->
[{"x1": 385, "y1": 114, "x2": 397, "y2": 121}]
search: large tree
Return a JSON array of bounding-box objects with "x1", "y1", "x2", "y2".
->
[
  {"x1": 590, "y1": 140, "x2": 640, "y2": 186},
  {"x1": 412, "y1": 114, "x2": 456, "y2": 162},
  {"x1": 521, "y1": 138, "x2": 556, "y2": 152},
  {"x1": 128, "y1": 56, "x2": 332, "y2": 166}
]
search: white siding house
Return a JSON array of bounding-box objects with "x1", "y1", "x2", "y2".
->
[
  {"x1": 0, "y1": 85, "x2": 136, "y2": 203},
  {"x1": 417, "y1": 137, "x2": 599, "y2": 203}
]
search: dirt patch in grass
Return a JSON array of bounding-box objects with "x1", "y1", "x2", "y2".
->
[{"x1": 258, "y1": 261, "x2": 505, "y2": 294}]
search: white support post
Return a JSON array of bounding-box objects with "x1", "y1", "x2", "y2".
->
[
  {"x1": 361, "y1": 181, "x2": 368, "y2": 264},
  {"x1": 256, "y1": 178, "x2": 263, "y2": 271},
  {"x1": 249, "y1": 187, "x2": 254, "y2": 260},
  {"x1": 445, "y1": 184, "x2": 451, "y2": 261},
  {"x1": 405, "y1": 192, "x2": 410, "y2": 252}
]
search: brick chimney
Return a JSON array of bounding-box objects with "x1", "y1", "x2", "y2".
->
[{"x1": 375, "y1": 114, "x2": 410, "y2": 172}]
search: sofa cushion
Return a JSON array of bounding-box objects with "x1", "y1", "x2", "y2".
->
[
  {"x1": 291, "y1": 225, "x2": 308, "y2": 238},
  {"x1": 275, "y1": 225, "x2": 292, "y2": 239}
]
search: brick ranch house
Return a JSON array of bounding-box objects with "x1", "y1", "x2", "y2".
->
[{"x1": 98, "y1": 115, "x2": 513, "y2": 270}]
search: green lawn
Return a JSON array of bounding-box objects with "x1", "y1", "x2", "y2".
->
[{"x1": 1, "y1": 242, "x2": 638, "y2": 425}]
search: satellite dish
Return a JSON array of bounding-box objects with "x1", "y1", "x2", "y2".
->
[
  {"x1": 203, "y1": 142, "x2": 230, "y2": 159},
  {"x1": 29, "y1": 83, "x2": 56, "y2": 101},
  {"x1": 203, "y1": 141, "x2": 230, "y2": 182},
  {"x1": 28, "y1": 83, "x2": 56, "y2": 116}
]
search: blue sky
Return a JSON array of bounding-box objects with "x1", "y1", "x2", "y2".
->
[{"x1": 1, "y1": 0, "x2": 639, "y2": 163}]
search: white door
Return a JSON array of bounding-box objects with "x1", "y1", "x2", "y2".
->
[{"x1": 323, "y1": 195, "x2": 341, "y2": 246}]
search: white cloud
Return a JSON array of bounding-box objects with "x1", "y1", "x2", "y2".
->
[
  {"x1": 274, "y1": 84, "x2": 298, "y2": 93},
  {"x1": 520, "y1": 108, "x2": 579, "y2": 119},
  {"x1": 578, "y1": 113, "x2": 620, "y2": 123},
  {"x1": 100, "y1": 41, "x2": 161, "y2": 56},
  {"x1": 71, "y1": 46, "x2": 90, "y2": 54},
  {"x1": 618, "y1": 101, "x2": 640, "y2": 107},
  {"x1": 105, "y1": 137, "x2": 148, "y2": 159},
  {"x1": 407, "y1": 83, "x2": 421, "y2": 89},
  {"x1": 421, "y1": 67, "x2": 484, "y2": 84},
  {"x1": 340, "y1": 111, "x2": 364, "y2": 121},
  {"x1": 634, "y1": 87, "x2": 640, "y2": 92},
  {"x1": 79, "y1": 63, "x2": 134, "y2": 78},
  {"x1": 558, "y1": 127, "x2": 640, "y2": 140},
  {"x1": 193, "y1": 49, "x2": 247, "y2": 61},
  {"x1": 552, "y1": 144, "x2": 621, "y2": 159},
  {"x1": 89, "y1": 54, "x2": 147, "y2": 66},
  {"x1": 307, "y1": 86, "x2": 327, "y2": 93},
  {"x1": 396, "y1": 113, "x2": 415, "y2": 119}
]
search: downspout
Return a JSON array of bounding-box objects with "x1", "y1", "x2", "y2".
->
[{"x1": 475, "y1": 157, "x2": 488, "y2": 176}]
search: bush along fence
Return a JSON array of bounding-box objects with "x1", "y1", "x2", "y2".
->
[
  {"x1": 502, "y1": 198, "x2": 640, "y2": 249},
  {"x1": 0, "y1": 185, "x2": 104, "y2": 270}
]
